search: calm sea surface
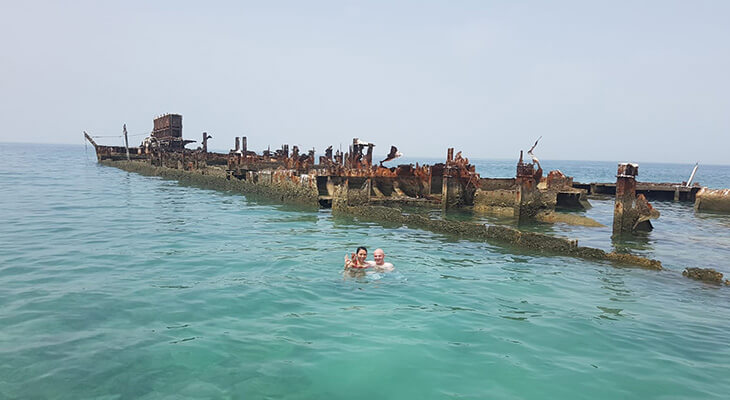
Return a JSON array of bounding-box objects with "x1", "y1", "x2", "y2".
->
[{"x1": 1, "y1": 143, "x2": 729, "y2": 399}]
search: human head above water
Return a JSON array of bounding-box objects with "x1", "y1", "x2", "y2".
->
[
  {"x1": 373, "y1": 248, "x2": 385, "y2": 265},
  {"x1": 355, "y1": 246, "x2": 367, "y2": 263}
]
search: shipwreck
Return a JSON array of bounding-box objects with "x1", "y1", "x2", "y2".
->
[{"x1": 84, "y1": 114, "x2": 730, "y2": 285}]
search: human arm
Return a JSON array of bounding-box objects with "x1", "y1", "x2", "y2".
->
[
  {"x1": 344, "y1": 253, "x2": 353, "y2": 270},
  {"x1": 379, "y1": 262, "x2": 394, "y2": 272}
]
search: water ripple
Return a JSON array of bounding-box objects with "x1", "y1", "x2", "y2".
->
[{"x1": 1, "y1": 144, "x2": 729, "y2": 399}]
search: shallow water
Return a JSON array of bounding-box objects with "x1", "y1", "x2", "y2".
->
[{"x1": 1, "y1": 143, "x2": 729, "y2": 399}]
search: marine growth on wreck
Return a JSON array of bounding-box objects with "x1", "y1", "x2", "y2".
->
[{"x1": 85, "y1": 113, "x2": 730, "y2": 285}]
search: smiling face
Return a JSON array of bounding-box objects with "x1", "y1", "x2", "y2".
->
[
  {"x1": 356, "y1": 249, "x2": 367, "y2": 264},
  {"x1": 373, "y1": 249, "x2": 385, "y2": 265}
]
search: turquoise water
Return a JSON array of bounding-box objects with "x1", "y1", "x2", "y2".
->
[{"x1": 1, "y1": 143, "x2": 729, "y2": 399}]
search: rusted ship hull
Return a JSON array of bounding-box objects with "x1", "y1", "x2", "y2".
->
[{"x1": 82, "y1": 114, "x2": 730, "y2": 284}]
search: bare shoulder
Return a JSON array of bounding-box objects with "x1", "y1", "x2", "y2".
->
[{"x1": 376, "y1": 262, "x2": 395, "y2": 272}]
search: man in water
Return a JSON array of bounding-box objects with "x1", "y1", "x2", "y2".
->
[{"x1": 367, "y1": 248, "x2": 394, "y2": 272}]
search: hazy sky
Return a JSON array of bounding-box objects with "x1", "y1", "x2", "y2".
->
[{"x1": 1, "y1": 0, "x2": 728, "y2": 164}]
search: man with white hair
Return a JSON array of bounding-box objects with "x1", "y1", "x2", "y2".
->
[{"x1": 367, "y1": 248, "x2": 394, "y2": 272}]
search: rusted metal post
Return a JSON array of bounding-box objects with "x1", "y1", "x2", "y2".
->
[
  {"x1": 242, "y1": 136, "x2": 247, "y2": 154},
  {"x1": 425, "y1": 169, "x2": 432, "y2": 195},
  {"x1": 365, "y1": 144, "x2": 374, "y2": 166},
  {"x1": 515, "y1": 151, "x2": 538, "y2": 221},
  {"x1": 441, "y1": 167, "x2": 449, "y2": 209},
  {"x1": 202, "y1": 132, "x2": 209, "y2": 153},
  {"x1": 123, "y1": 124, "x2": 130, "y2": 161},
  {"x1": 613, "y1": 163, "x2": 639, "y2": 236},
  {"x1": 83, "y1": 131, "x2": 98, "y2": 148},
  {"x1": 442, "y1": 148, "x2": 453, "y2": 208},
  {"x1": 84, "y1": 132, "x2": 101, "y2": 161},
  {"x1": 235, "y1": 137, "x2": 240, "y2": 152},
  {"x1": 349, "y1": 139, "x2": 357, "y2": 168}
]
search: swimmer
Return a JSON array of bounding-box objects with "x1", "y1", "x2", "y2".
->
[
  {"x1": 344, "y1": 246, "x2": 369, "y2": 277},
  {"x1": 367, "y1": 248, "x2": 394, "y2": 272}
]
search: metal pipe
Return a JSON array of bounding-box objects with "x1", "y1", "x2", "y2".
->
[
  {"x1": 686, "y1": 163, "x2": 699, "y2": 187},
  {"x1": 123, "y1": 124, "x2": 130, "y2": 161}
]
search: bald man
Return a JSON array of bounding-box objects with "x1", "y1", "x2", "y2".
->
[{"x1": 367, "y1": 248, "x2": 394, "y2": 272}]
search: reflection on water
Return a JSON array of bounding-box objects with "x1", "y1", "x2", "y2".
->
[
  {"x1": 611, "y1": 232, "x2": 654, "y2": 253},
  {"x1": 694, "y1": 209, "x2": 730, "y2": 228},
  {"x1": 598, "y1": 269, "x2": 634, "y2": 303},
  {"x1": 422, "y1": 197, "x2": 730, "y2": 275},
  {"x1": 596, "y1": 306, "x2": 624, "y2": 320}
]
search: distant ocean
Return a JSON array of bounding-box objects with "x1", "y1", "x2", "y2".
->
[
  {"x1": 1, "y1": 142, "x2": 729, "y2": 399},
  {"x1": 399, "y1": 156, "x2": 730, "y2": 189}
]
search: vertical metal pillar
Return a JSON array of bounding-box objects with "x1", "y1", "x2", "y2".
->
[
  {"x1": 515, "y1": 151, "x2": 537, "y2": 222},
  {"x1": 123, "y1": 124, "x2": 130, "y2": 161},
  {"x1": 613, "y1": 163, "x2": 639, "y2": 236},
  {"x1": 441, "y1": 168, "x2": 449, "y2": 209},
  {"x1": 442, "y1": 148, "x2": 454, "y2": 209}
]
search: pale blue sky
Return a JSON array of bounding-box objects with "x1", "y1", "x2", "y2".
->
[{"x1": 1, "y1": 0, "x2": 728, "y2": 164}]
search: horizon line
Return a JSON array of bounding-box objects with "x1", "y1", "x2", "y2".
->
[{"x1": 1, "y1": 140, "x2": 727, "y2": 167}]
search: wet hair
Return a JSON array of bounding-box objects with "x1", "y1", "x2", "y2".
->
[{"x1": 356, "y1": 246, "x2": 367, "y2": 254}]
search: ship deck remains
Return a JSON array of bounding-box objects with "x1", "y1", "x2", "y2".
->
[{"x1": 84, "y1": 114, "x2": 730, "y2": 285}]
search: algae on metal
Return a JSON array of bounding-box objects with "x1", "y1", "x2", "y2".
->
[
  {"x1": 695, "y1": 188, "x2": 730, "y2": 213},
  {"x1": 101, "y1": 160, "x2": 320, "y2": 209},
  {"x1": 331, "y1": 185, "x2": 662, "y2": 270},
  {"x1": 682, "y1": 267, "x2": 730, "y2": 285},
  {"x1": 535, "y1": 211, "x2": 605, "y2": 227},
  {"x1": 104, "y1": 160, "x2": 663, "y2": 271}
]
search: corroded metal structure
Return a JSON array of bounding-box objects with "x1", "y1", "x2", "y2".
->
[
  {"x1": 612, "y1": 163, "x2": 660, "y2": 236},
  {"x1": 149, "y1": 114, "x2": 194, "y2": 150},
  {"x1": 152, "y1": 114, "x2": 182, "y2": 139},
  {"x1": 84, "y1": 114, "x2": 589, "y2": 215},
  {"x1": 84, "y1": 114, "x2": 730, "y2": 286},
  {"x1": 694, "y1": 188, "x2": 730, "y2": 212}
]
